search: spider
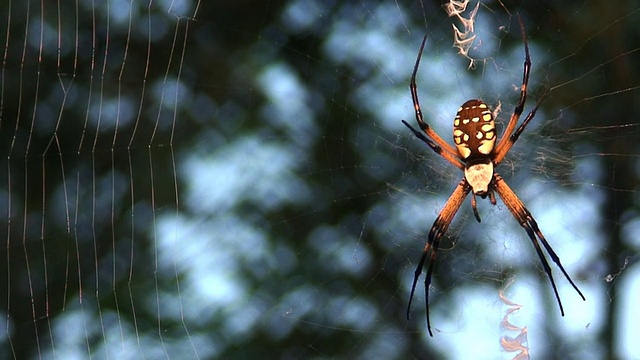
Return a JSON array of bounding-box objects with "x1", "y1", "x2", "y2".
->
[{"x1": 402, "y1": 19, "x2": 586, "y2": 336}]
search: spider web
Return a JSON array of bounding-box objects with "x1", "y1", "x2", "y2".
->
[{"x1": 1, "y1": 0, "x2": 639, "y2": 359}]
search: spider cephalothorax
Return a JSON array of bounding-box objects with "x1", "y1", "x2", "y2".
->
[{"x1": 401, "y1": 18, "x2": 585, "y2": 337}]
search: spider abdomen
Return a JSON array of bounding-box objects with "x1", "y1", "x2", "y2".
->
[{"x1": 453, "y1": 99, "x2": 496, "y2": 160}]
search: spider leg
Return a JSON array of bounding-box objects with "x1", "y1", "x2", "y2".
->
[
  {"x1": 402, "y1": 120, "x2": 465, "y2": 170},
  {"x1": 493, "y1": 174, "x2": 585, "y2": 316},
  {"x1": 403, "y1": 34, "x2": 464, "y2": 169},
  {"x1": 522, "y1": 207, "x2": 585, "y2": 300},
  {"x1": 489, "y1": 188, "x2": 497, "y2": 205},
  {"x1": 470, "y1": 193, "x2": 481, "y2": 223},
  {"x1": 493, "y1": 16, "x2": 532, "y2": 165},
  {"x1": 519, "y1": 219, "x2": 566, "y2": 315},
  {"x1": 407, "y1": 179, "x2": 471, "y2": 336},
  {"x1": 470, "y1": 186, "x2": 497, "y2": 223},
  {"x1": 510, "y1": 90, "x2": 550, "y2": 145},
  {"x1": 493, "y1": 90, "x2": 549, "y2": 165}
]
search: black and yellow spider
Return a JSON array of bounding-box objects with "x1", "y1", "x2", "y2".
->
[{"x1": 402, "y1": 20, "x2": 586, "y2": 336}]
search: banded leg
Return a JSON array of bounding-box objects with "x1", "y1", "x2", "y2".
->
[
  {"x1": 493, "y1": 91, "x2": 549, "y2": 165},
  {"x1": 407, "y1": 179, "x2": 471, "y2": 336},
  {"x1": 405, "y1": 34, "x2": 464, "y2": 169},
  {"x1": 402, "y1": 120, "x2": 465, "y2": 170},
  {"x1": 494, "y1": 17, "x2": 531, "y2": 164},
  {"x1": 493, "y1": 173, "x2": 586, "y2": 316}
]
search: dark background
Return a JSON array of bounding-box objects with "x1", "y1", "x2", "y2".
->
[{"x1": 0, "y1": 0, "x2": 638, "y2": 359}]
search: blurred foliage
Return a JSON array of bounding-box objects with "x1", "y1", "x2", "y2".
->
[{"x1": 0, "y1": 0, "x2": 638, "y2": 359}]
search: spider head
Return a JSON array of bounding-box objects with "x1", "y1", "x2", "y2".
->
[{"x1": 464, "y1": 160, "x2": 494, "y2": 195}]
